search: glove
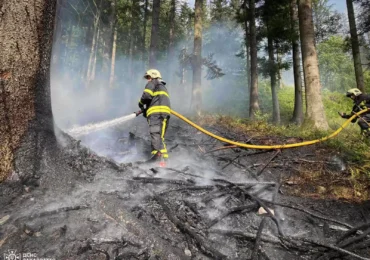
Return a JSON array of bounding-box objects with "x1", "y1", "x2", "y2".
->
[
  {"x1": 142, "y1": 109, "x2": 147, "y2": 118},
  {"x1": 138, "y1": 102, "x2": 144, "y2": 111}
]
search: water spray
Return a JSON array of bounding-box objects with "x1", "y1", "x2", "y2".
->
[{"x1": 67, "y1": 110, "x2": 143, "y2": 137}]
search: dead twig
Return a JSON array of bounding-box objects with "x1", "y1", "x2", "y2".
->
[
  {"x1": 204, "y1": 145, "x2": 238, "y2": 154},
  {"x1": 28, "y1": 205, "x2": 90, "y2": 219},
  {"x1": 260, "y1": 199, "x2": 353, "y2": 229},
  {"x1": 132, "y1": 177, "x2": 194, "y2": 186},
  {"x1": 256, "y1": 149, "x2": 281, "y2": 177}
]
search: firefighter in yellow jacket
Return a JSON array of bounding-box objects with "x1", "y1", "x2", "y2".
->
[{"x1": 138, "y1": 69, "x2": 171, "y2": 163}]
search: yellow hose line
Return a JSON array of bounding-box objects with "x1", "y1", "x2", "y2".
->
[{"x1": 170, "y1": 109, "x2": 370, "y2": 150}]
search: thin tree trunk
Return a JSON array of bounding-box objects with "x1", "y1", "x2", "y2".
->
[
  {"x1": 82, "y1": 25, "x2": 93, "y2": 81},
  {"x1": 87, "y1": 12, "x2": 100, "y2": 85},
  {"x1": 168, "y1": 0, "x2": 176, "y2": 81},
  {"x1": 128, "y1": 0, "x2": 135, "y2": 80},
  {"x1": 243, "y1": 2, "x2": 251, "y2": 95},
  {"x1": 149, "y1": 0, "x2": 161, "y2": 67},
  {"x1": 142, "y1": 0, "x2": 149, "y2": 68},
  {"x1": 249, "y1": 0, "x2": 259, "y2": 119},
  {"x1": 290, "y1": 0, "x2": 304, "y2": 125},
  {"x1": 91, "y1": 27, "x2": 100, "y2": 82},
  {"x1": 107, "y1": 0, "x2": 116, "y2": 84},
  {"x1": 346, "y1": 0, "x2": 365, "y2": 92},
  {"x1": 0, "y1": 0, "x2": 56, "y2": 180},
  {"x1": 181, "y1": 48, "x2": 186, "y2": 85},
  {"x1": 192, "y1": 0, "x2": 203, "y2": 115},
  {"x1": 277, "y1": 51, "x2": 283, "y2": 89},
  {"x1": 62, "y1": 22, "x2": 73, "y2": 75},
  {"x1": 298, "y1": 0, "x2": 329, "y2": 130},
  {"x1": 109, "y1": 25, "x2": 117, "y2": 88},
  {"x1": 268, "y1": 29, "x2": 280, "y2": 124}
]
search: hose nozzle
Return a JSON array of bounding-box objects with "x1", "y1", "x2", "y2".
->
[{"x1": 135, "y1": 110, "x2": 143, "y2": 117}]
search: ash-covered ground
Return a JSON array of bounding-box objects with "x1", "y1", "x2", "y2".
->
[{"x1": 0, "y1": 116, "x2": 369, "y2": 260}]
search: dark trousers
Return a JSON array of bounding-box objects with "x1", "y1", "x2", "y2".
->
[
  {"x1": 358, "y1": 115, "x2": 370, "y2": 131},
  {"x1": 148, "y1": 114, "x2": 170, "y2": 158}
]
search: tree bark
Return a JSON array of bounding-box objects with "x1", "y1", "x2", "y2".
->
[
  {"x1": 192, "y1": 0, "x2": 203, "y2": 115},
  {"x1": 346, "y1": 0, "x2": 365, "y2": 92},
  {"x1": 0, "y1": 0, "x2": 56, "y2": 181},
  {"x1": 290, "y1": 0, "x2": 304, "y2": 125},
  {"x1": 268, "y1": 33, "x2": 280, "y2": 124},
  {"x1": 298, "y1": 0, "x2": 329, "y2": 130},
  {"x1": 149, "y1": 0, "x2": 161, "y2": 68},
  {"x1": 249, "y1": 0, "x2": 260, "y2": 119}
]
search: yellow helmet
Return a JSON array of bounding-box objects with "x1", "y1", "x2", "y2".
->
[
  {"x1": 346, "y1": 88, "x2": 362, "y2": 97},
  {"x1": 144, "y1": 69, "x2": 162, "y2": 79}
]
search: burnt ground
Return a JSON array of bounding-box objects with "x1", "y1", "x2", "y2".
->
[{"x1": 0, "y1": 115, "x2": 370, "y2": 260}]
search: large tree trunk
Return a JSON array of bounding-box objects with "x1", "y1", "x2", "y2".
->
[
  {"x1": 249, "y1": 0, "x2": 260, "y2": 119},
  {"x1": 268, "y1": 32, "x2": 280, "y2": 124},
  {"x1": 290, "y1": 0, "x2": 304, "y2": 125},
  {"x1": 149, "y1": 0, "x2": 161, "y2": 68},
  {"x1": 346, "y1": 0, "x2": 365, "y2": 92},
  {"x1": 298, "y1": 0, "x2": 329, "y2": 130},
  {"x1": 0, "y1": 0, "x2": 56, "y2": 181},
  {"x1": 192, "y1": 0, "x2": 203, "y2": 115}
]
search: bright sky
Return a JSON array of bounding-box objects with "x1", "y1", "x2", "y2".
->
[{"x1": 328, "y1": 0, "x2": 346, "y2": 13}]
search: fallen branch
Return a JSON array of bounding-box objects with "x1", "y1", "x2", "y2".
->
[
  {"x1": 154, "y1": 195, "x2": 227, "y2": 259},
  {"x1": 256, "y1": 149, "x2": 280, "y2": 177},
  {"x1": 261, "y1": 199, "x2": 353, "y2": 229},
  {"x1": 132, "y1": 177, "x2": 194, "y2": 186},
  {"x1": 336, "y1": 222, "x2": 370, "y2": 244},
  {"x1": 207, "y1": 203, "x2": 258, "y2": 228},
  {"x1": 204, "y1": 145, "x2": 238, "y2": 154},
  {"x1": 159, "y1": 185, "x2": 215, "y2": 195},
  {"x1": 28, "y1": 205, "x2": 90, "y2": 219}
]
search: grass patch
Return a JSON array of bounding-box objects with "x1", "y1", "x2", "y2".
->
[{"x1": 196, "y1": 88, "x2": 370, "y2": 201}]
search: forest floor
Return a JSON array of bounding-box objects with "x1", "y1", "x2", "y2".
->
[{"x1": 0, "y1": 115, "x2": 370, "y2": 260}]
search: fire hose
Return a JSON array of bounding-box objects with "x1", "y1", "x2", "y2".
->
[{"x1": 136, "y1": 109, "x2": 370, "y2": 150}]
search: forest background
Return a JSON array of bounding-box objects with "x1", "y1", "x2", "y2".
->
[{"x1": 50, "y1": 0, "x2": 370, "y2": 162}]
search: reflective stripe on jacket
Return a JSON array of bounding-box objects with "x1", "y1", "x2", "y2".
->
[
  {"x1": 139, "y1": 79, "x2": 171, "y2": 117},
  {"x1": 343, "y1": 94, "x2": 370, "y2": 122}
]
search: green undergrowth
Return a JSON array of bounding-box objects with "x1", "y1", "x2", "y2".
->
[{"x1": 202, "y1": 86, "x2": 370, "y2": 164}]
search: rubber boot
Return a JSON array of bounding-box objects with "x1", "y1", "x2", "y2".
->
[{"x1": 147, "y1": 151, "x2": 162, "y2": 162}]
